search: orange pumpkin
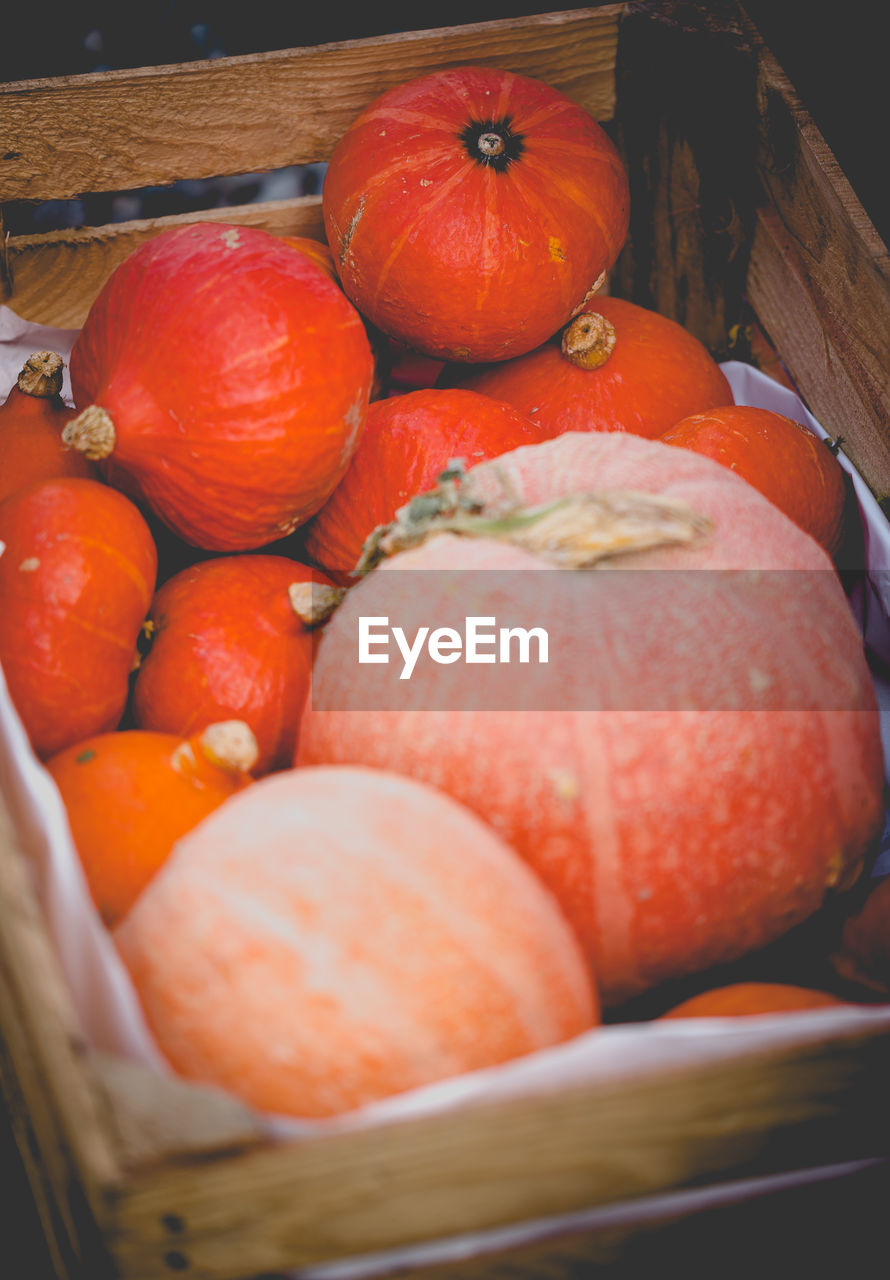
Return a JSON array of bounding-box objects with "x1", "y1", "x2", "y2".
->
[
  {"x1": 114, "y1": 766, "x2": 597, "y2": 1118},
  {"x1": 659, "y1": 982, "x2": 848, "y2": 1019},
  {"x1": 0, "y1": 351, "x2": 96, "y2": 502},
  {"x1": 47, "y1": 721, "x2": 258, "y2": 927},
  {"x1": 0, "y1": 477, "x2": 157, "y2": 758},
  {"x1": 298, "y1": 432, "x2": 884, "y2": 1006}
]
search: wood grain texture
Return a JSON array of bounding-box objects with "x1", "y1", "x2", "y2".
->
[
  {"x1": 106, "y1": 1029, "x2": 890, "y2": 1280},
  {"x1": 0, "y1": 8, "x2": 621, "y2": 203},
  {"x1": 2, "y1": 196, "x2": 327, "y2": 327},
  {"x1": 745, "y1": 42, "x2": 890, "y2": 502},
  {"x1": 0, "y1": 796, "x2": 120, "y2": 1277}
]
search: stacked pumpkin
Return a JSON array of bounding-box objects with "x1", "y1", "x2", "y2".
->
[{"x1": 0, "y1": 65, "x2": 885, "y2": 1122}]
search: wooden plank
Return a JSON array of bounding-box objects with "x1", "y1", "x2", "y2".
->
[
  {"x1": 611, "y1": 0, "x2": 759, "y2": 357},
  {"x1": 0, "y1": 8, "x2": 622, "y2": 204},
  {"x1": 106, "y1": 1029, "x2": 890, "y2": 1280},
  {"x1": 0, "y1": 796, "x2": 120, "y2": 1276},
  {"x1": 2, "y1": 196, "x2": 326, "y2": 328},
  {"x1": 744, "y1": 44, "x2": 890, "y2": 503}
]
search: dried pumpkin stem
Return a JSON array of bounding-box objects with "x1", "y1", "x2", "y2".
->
[
  {"x1": 62, "y1": 404, "x2": 116, "y2": 460},
  {"x1": 356, "y1": 464, "x2": 713, "y2": 573},
  {"x1": 17, "y1": 350, "x2": 64, "y2": 398},
  {"x1": 288, "y1": 581, "x2": 348, "y2": 628},
  {"x1": 197, "y1": 722, "x2": 259, "y2": 775},
  {"x1": 561, "y1": 311, "x2": 617, "y2": 370}
]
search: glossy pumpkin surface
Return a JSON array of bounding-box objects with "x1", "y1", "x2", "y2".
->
[
  {"x1": 322, "y1": 66, "x2": 629, "y2": 363},
  {"x1": 132, "y1": 554, "x2": 334, "y2": 774},
  {"x1": 443, "y1": 295, "x2": 732, "y2": 437},
  {"x1": 66, "y1": 222, "x2": 374, "y2": 551},
  {"x1": 303, "y1": 388, "x2": 557, "y2": 578},
  {"x1": 661, "y1": 403, "x2": 847, "y2": 556},
  {"x1": 0, "y1": 477, "x2": 157, "y2": 758}
]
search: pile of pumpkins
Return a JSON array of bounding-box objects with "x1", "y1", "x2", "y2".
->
[{"x1": 1, "y1": 66, "x2": 887, "y2": 1120}]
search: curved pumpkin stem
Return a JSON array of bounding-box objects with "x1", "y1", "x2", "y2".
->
[
  {"x1": 288, "y1": 581, "x2": 348, "y2": 628},
  {"x1": 561, "y1": 312, "x2": 617, "y2": 371},
  {"x1": 62, "y1": 405, "x2": 116, "y2": 459},
  {"x1": 17, "y1": 350, "x2": 65, "y2": 398},
  {"x1": 171, "y1": 721, "x2": 259, "y2": 781}
]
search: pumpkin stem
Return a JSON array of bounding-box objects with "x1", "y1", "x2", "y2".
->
[
  {"x1": 17, "y1": 350, "x2": 65, "y2": 399},
  {"x1": 561, "y1": 312, "x2": 617, "y2": 370},
  {"x1": 356, "y1": 462, "x2": 712, "y2": 573},
  {"x1": 288, "y1": 581, "x2": 348, "y2": 628},
  {"x1": 62, "y1": 405, "x2": 116, "y2": 460},
  {"x1": 183, "y1": 721, "x2": 259, "y2": 776}
]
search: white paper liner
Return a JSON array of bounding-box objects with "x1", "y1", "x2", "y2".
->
[{"x1": 2, "y1": 312, "x2": 890, "y2": 1270}]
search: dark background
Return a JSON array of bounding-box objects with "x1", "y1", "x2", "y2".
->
[{"x1": 1, "y1": 0, "x2": 888, "y2": 245}]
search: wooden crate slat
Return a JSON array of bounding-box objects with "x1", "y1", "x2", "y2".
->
[
  {"x1": 745, "y1": 47, "x2": 890, "y2": 501},
  {"x1": 2, "y1": 196, "x2": 326, "y2": 328},
  {"x1": 0, "y1": 8, "x2": 621, "y2": 205},
  {"x1": 106, "y1": 1029, "x2": 890, "y2": 1280}
]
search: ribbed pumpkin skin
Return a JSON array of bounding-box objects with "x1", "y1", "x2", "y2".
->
[
  {"x1": 114, "y1": 766, "x2": 598, "y2": 1118},
  {"x1": 298, "y1": 434, "x2": 885, "y2": 1006},
  {"x1": 322, "y1": 67, "x2": 629, "y2": 363},
  {"x1": 443, "y1": 296, "x2": 732, "y2": 437},
  {"x1": 132, "y1": 555, "x2": 330, "y2": 774},
  {"x1": 0, "y1": 478, "x2": 157, "y2": 758},
  {"x1": 661, "y1": 404, "x2": 847, "y2": 556},
  {"x1": 69, "y1": 222, "x2": 374, "y2": 551},
  {"x1": 303, "y1": 388, "x2": 557, "y2": 577}
]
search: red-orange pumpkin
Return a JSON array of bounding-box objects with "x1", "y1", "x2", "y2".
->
[
  {"x1": 658, "y1": 983, "x2": 849, "y2": 1019},
  {"x1": 303, "y1": 388, "x2": 558, "y2": 579},
  {"x1": 298, "y1": 433, "x2": 884, "y2": 1005},
  {"x1": 322, "y1": 66, "x2": 629, "y2": 363},
  {"x1": 114, "y1": 766, "x2": 598, "y2": 1118},
  {"x1": 660, "y1": 403, "x2": 847, "y2": 557},
  {"x1": 64, "y1": 222, "x2": 374, "y2": 551},
  {"x1": 0, "y1": 351, "x2": 96, "y2": 502},
  {"x1": 0, "y1": 477, "x2": 157, "y2": 758},
  {"x1": 47, "y1": 721, "x2": 258, "y2": 927},
  {"x1": 131, "y1": 554, "x2": 336, "y2": 774},
  {"x1": 440, "y1": 296, "x2": 732, "y2": 437}
]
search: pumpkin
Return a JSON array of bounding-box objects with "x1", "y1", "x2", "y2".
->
[
  {"x1": 276, "y1": 235, "x2": 339, "y2": 284},
  {"x1": 303, "y1": 388, "x2": 558, "y2": 579},
  {"x1": 830, "y1": 875, "x2": 890, "y2": 996},
  {"x1": 0, "y1": 351, "x2": 96, "y2": 502},
  {"x1": 322, "y1": 66, "x2": 629, "y2": 363},
  {"x1": 0, "y1": 477, "x2": 157, "y2": 758},
  {"x1": 439, "y1": 296, "x2": 732, "y2": 438},
  {"x1": 62, "y1": 222, "x2": 375, "y2": 551},
  {"x1": 46, "y1": 721, "x2": 258, "y2": 928},
  {"x1": 114, "y1": 765, "x2": 597, "y2": 1118},
  {"x1": 298, "y1": 433, "x2": 885, "y2": 1006},
  {"x1": 660, "y1": 403, "x2": 847, "y2": 556},
  {"x1": 658, "y1": 982, "x2": 848, "y2": 1018},
  {"x1": 131, "y1": 554, "x2": 339, "y2": 774}
]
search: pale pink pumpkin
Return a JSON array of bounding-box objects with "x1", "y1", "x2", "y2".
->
[
  {"x1": 114, "y1": 766, "x2": 597, "y2": 1117},
  {"x1": 298, "y1": 433, "x2": 885, "y2": 1006}
]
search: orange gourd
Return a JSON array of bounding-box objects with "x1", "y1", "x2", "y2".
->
[
  {"x1": 131, "y1": 555, "x2": 339, "y2": 774},
  {"x1": 114, "y1": 766, "x2": 598, "y2": 1118},
  {"x1": 0, "y1": 477, "x2": 157, "y2": 758},
  {"x1": 659, "y1": 982, "x2": 848, "y2": 1019},
  {"x1": 298, "y1": 432, "x2": 885, "y2": 1006},
  {"x1": 46, "y1": 721, "x2": 258, "y2": 927},
  {"x1": 440, "y1": 296, "x2": 732, "y2": 438},
  {"x1": 0, "y1": 351, "x2": 96, "y2": 502},
  {"x1": 661, "y1": 403, "x2": 847, "y2": 556}
]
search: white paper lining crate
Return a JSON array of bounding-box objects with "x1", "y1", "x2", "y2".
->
[{"x1": 2, "y1": 4, "x2": 890, "y2": 1278}]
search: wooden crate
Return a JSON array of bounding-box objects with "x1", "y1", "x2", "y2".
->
[{"x1": 2, "y1": 4, "x2": 890, "y2": 1277}]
